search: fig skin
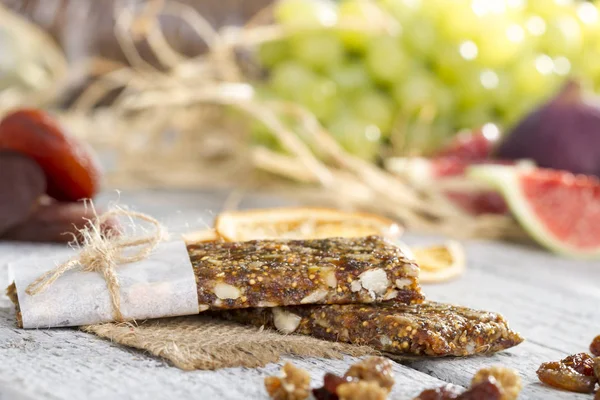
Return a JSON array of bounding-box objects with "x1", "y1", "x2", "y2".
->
[{"x1": 495, "y1": 81, "x2": 600, "y2": 178}]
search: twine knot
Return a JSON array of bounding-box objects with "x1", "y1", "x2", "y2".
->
[{"x1": 25, "y1": 207, "x2": 167, "y2": 322}]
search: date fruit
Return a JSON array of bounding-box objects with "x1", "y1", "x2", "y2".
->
[
  {"x1": 0, "y1": 151, "x2": 46, "y2": 235},
  {"x1": 590, "y1": 336, "x2": 600, "y2": 357},
  {"x1": 0, "y1": 109, "x2": 102, "y2": 201},
  {"x1": 1, "y1": 202, "x2": 120, "y2": 243},
  {"x1": 537, "y1": 360, "x2": 597, "y2": 394}
]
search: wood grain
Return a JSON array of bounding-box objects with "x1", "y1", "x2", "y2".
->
[{"x1": 1, "y1": 190, "x2": 598, "y2": 399}]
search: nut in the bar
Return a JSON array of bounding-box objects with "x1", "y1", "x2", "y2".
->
[{"x1": 273, "y1": 308, "x2": 302, "y2": 334}]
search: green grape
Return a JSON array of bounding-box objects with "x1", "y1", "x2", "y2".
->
[
  {"x1": 365, "y1": 35, "x2": 408, "y2": 85},
  {"x1": 488, "y1": 71, "x2": 515, "y2": 110},
  {"x1": 291, "y1": 31, "x2": 344, "y2": 71},
  {"x1": 328, "y1": 114, "x2": 382, "y2": 161},
  {"x1": 249, "y1": 119, "x2": 282, "y2": 151},
  {"x1": 474, "y1": 19, "x2": 525, "y2": 68},
  {"x1": 512, "y1": 54, "x2": 560, "y2": 97},
  {"x1": 274, "y1": 0, "x2": 337, "y2": 29},
  {"x1": 577, "y1": 49, "x2": 600, "y2": 85},
  {"x1": 352, "y1": 90, "x2": 395, "y2": 134},
  {"x1": 526, "y1": 0, "x2": 575, "y2": 19},
  {"x1": 377, "y1": 0, "x2": 421, "y2": 24},
  {"x1": 437, "y1": 0, "x2": 483, "y2": 42},
  {"x1": 542, "y1": 15, "x2": 583, "y2": 57},
  {"x1": 402, "y1": 18, "x2": 437, "y2": 59},
  {"x1": 455, "y1": 105, "x2": 494, "y2": 130},
  {"x1": 392, "y1": 72, "x2": 453, "y2": 117},
  {"x1": 296, "y1": 77, "x2": 339, "y2": 120},
  {"x1": 434, "y1": 42, "x2": 475, "y2": 83},
  {"x1": 575, "y1": 2, "x2": 600, "y2": 37},
  {"x1": 258, "y1": 40, "x2": 289, "y2": 68},
  {"x1": 501, "y1": 97, "x2": 539, "y2": 127},
  {"x1": 330, "y1": 61, "x2": 373, "y2": 93},
  {"x1": 337, "y1": 0, "x2": 385, "y2": 52},
  {"x1": 269, "y1": 62, "x2": 317, "y2": 98}
]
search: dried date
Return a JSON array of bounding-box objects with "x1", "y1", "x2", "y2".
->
[
  {"x1": 413, "y1": 384, "x2": 464, "y2": 400},
  {"x1": 537, "y1": 360, "x2": 597, "y2": 394},
  {"x1": 1, "y1": 202, "x2": 120, "y2": 243},
  {"x1": 0, "y1": 109, "x2": 102, "y2": 201},
  {"x1": 0, "y1": 151, "x2": 45, "y2": 235},
  {"x1": 590, "y1": 336, "x2": 600, "y2": 357},
  {"x1": 457, "y1": 379, "x2": 502, "y2": 400}
]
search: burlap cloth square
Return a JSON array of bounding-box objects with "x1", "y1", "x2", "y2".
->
[{"x1": 83, "y1": 315, "x2": 375, "y2": 370}]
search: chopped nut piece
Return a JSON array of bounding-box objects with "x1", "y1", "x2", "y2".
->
[
  {"x1": 337, "y1": 381, "x2": 388, "y2": 400},
  {"x1": 213, "y1": 283, "x2": 241, "y2": 300},
  {"x1": 344, "y1": 357, "x2": 395, "y2": 392},
  {"x1": 272, "y1": 308, "x2": 302, "y2": 334},
  {"x1": 189, "y1": 236, "x2": 423, "y2": 310},
  {"x1": 264, "y1": 363, "x2": 311, "y2": 400},
  {"x1": 471, "y1": 366, "x2": 521, "y2": 400},
  {"x1": 221, "y1": 301, "x2": 523, "y2": 357},
  {"x1": 359, "y1": 269, "x2": 389, "y2": 297}
]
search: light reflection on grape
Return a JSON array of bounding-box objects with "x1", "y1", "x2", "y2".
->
[
  {"x1": 535, "y1": 55, "x2": 554, "y2": 75},
  {"x1": 480, "y1": 70, "x2": 499, "y2": 89},
  {"x1": 553, "y1": 57, "x2": 571, "y2": 76},
  {"x1": 459, "y1": 41, "x2": 478, "y2": 60},
  {"x1": 525, "y1": 16, "x2": 546, "y2": 36}
]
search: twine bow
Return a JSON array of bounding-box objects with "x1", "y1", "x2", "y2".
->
[{"x1": 25, "y1": 207, "x2": 167, "y2": 322}]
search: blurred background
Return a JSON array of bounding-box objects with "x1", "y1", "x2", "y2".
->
[{"x1": 1, "y1": 0, "x2": 599, "y2": 247}]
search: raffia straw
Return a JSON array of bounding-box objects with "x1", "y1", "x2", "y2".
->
[{"x1": 25, "y1": 206, "x2": 167, "y2": 322}]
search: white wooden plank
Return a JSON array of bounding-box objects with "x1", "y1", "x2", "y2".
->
[
  {"x1": 0, "y1": 306, "x2": 450, "y2": 400},
  {"x1": 1, "y1": 190, "x2": 598, "y2": 399}
]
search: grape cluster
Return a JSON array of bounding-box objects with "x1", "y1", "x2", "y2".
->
[{"x1": 253, "y1": 0, "x2": 600, "y2": 160}]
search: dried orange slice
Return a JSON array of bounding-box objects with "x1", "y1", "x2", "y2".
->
[
  {"x1": 182, "y1": 229, "x2": 219, "y2": 244},
  {"x1": 214, "y1": 207, "x2": 402, "y2": 242},
  {"x1": 412, "y1": 241, "x2": 466, "y2": 283}
]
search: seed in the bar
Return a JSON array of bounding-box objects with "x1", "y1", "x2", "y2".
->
[
  {"x1": 292, "y1": 282, "x2": 297, "y2": 288},
  {"x1": 309, "y1": 274, "x2": 316, "y2": 280},
  {"x1": 257, "y1": 277, "x2": 264, "y2": 282},
  {"x1": 362, "y1": 321, "x2": 368, "y2": 327},
  {"x1": 249, "y1": 279, "x2": 256, "y2": 285}
]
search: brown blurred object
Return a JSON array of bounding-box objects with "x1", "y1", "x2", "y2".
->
[{"x1": 2, "y1": 0, "x2": 273, "y2": 65}]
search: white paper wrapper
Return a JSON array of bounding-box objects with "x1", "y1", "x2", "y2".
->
[{"x1": 9, "y1": 240, "x2": 199, "y2": 329}]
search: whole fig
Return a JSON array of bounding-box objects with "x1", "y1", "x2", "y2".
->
[{"x1": 495, "y1": 81, "x2": 600, "y2": 177}]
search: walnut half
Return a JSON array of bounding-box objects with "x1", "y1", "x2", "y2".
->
[
  {"x1": 472, "y1": 366, "x2": 522, "y2": 400},
  {"x1": 264, "y1": 363, "x2": 311, "y2": 400},
  {"x1": 344, "y1": 357, "x2": 395, "y2": 392}
]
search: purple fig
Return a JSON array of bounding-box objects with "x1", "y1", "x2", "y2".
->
[{"x1": 495, "y1": 81, "x2": 600, "y2": 177}]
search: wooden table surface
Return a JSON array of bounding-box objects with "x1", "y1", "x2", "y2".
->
[{"x1": 1, "y1": 190, "x2": 598, "y2": 400}]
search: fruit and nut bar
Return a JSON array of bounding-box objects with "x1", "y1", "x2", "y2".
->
[
  {"x1": 220, "y1": 301, "x2": 523, "y2": 356},
  {"x1": 189, "y1": 235, "x2": 423, "y2": 311}
]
